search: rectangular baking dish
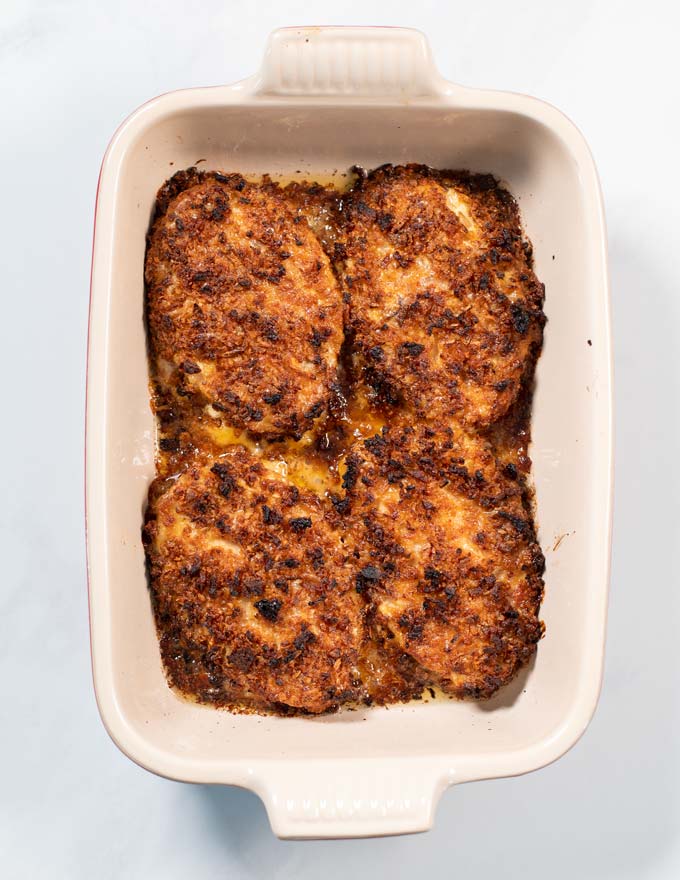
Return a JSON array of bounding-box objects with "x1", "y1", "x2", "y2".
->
[{"x1": 86, "y1": 26, "x2": 613, "y2": 839}]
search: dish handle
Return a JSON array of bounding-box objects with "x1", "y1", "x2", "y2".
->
[
  {"x1": 253, "y1": 27, "x2": 449, "y2": 98},
  {"x1": 253, "y1": 759, "x2": 453, "y2": 839}
]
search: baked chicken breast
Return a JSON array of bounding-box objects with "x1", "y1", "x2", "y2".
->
[
  {"x1": 146, "y1": 169, "x2": 343, "y2": 440},
  {"x1": 343, "y1": 420, "x2": 544, "y2": 698},
  {"x1": 143, "y1": 447, "x2": 365, "y2": 714},
  {"x1": 340, "y1": 164, "x2": 545, "y2": 427},
  {"x1": 143, "y1": 164, "x2": 546, "y2": 714}
]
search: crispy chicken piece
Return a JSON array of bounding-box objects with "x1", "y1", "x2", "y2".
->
[
  {"x1": 144, "y1": 165, "x2": 546, "y2": 714},
  {"x1": 145, "y1": 169, "x2": 343, "y2": 439},
  {"x1": 341, "y1": 164, "x2": 545, "y2": 427},
  {"x1": 344, "y1": 421, "x2": 544, "y2": 698},
  {"x1": 143, "y1": 447, "x2": 364, "y2": 714}
]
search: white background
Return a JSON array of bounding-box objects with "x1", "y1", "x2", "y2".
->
[{"x1": 2, "y1": 1, "x2": 679, "y2": 877}]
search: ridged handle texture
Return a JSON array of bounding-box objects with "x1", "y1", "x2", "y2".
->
[
  {"x1": 256, "y1": 761, "x2": 451, "y2": 839},
  {"x1": 255, "y1": 27, "x2": 444, "y2": 97}
]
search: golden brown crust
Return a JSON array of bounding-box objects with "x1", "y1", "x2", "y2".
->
[
  {"x1": 143, "y1": 164, "x2": 546, "y2": 715},
  {"x1": 146, "y1": 170, "x2": 343, "y2": 439},
  {"x1": 343, "y1": 420, "x2": 544, "y2": 698},
  {"x1": 340, "y1": 164, "x2": 545, "y2": 427},
  {"x1": 143, "y1": 447, "x2": 364, "y2": 714}
]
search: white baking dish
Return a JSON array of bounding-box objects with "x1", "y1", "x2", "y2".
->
[{"x1": 86, "y1": 26, "x2": 612, "y2": 839}]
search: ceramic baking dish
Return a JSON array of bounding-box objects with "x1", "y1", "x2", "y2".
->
[{"x1": 86, "y1": 26, "x2": 613, "y2": 839}]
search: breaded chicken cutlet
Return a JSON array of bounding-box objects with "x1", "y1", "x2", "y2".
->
[
  {"x1": 343, "y1": 421, "x2": 544, "y2": 698},
  {"x1": 143, "y1": 164, "x2": 546, "y2": 715},
  {"x1": 340, "y1": 164, "x2": 545, "y2": 427},
  {"x1": 143, "y1": 447, "x2": 365, "y2": 714},
  {"x1": 146, "y1": 169, "x2": 343, "y2": 440}
]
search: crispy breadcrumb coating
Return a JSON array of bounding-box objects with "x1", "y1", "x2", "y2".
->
[
  {"x1": 340, "y1": 164, "x2": 544, "y2": 426},
  {"x1": 143, "y1": 165, "x2": 546, "y2": 714},
  {"x1": 146, "y1": 169, "x2": 343, "y2": 440}
]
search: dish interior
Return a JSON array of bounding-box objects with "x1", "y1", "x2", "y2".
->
[{"x1": 95, "y1": 100, "x2": 607, "y2": 771}]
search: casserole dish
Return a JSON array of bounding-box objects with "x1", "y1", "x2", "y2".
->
[{"x1": 86, "y1": 26, "x2": 612, "y2": 839}]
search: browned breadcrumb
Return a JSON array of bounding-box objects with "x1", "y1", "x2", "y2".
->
[
  {"x1": 340, "y1": 164, "x2": 545, "y2": 427},
  {"x1": 143, "y1": 447, "x2": 365, "y2": 714},
  {"x1": 143, "y1": 164, "x2": 546, "y2": 715},
  {"x1": 146, "y1": 169, "x2": 343, "y2": 439},
  {"x1": 342, "y1": 419, "x2": 544, "y2": 698}
]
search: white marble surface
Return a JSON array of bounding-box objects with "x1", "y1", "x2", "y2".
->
[{"x1": 2, "y1": 0, "x2": 679, "y2": 876}]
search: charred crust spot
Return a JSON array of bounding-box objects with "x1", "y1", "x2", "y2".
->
[
  {"x1": 401, "y1": 342, "x2": 425, "y2": 357},
  {"x1": 393, "y1": 250, "x2": 411, "y2": 268},
  {"x1": 510, "y1": 303, "x2": 531, "y2": 335},
  {"x1": 254, "y1": 598, "x2": 282, "y2": 622},
  {"x1": 308, "y1": 548, "x2": 324, "y2": 569},
  {"x1": 424, "y1": 566, "x2": 443, "y2": 585},
  {"x1": 329, "y1": 494, "x2": 350, "y2": 514},
  {"x1": 293, "y1": 629, "x2": 316, "y2": 651},
  {"x1": 355, "y1": 200, "x2": 376, "y2": 219},
  {"x1": 496, "y1": 510, "x2": 531, "y2": 535},
  {"x1": 262, "y1": 505, "x2": 282, "y2": 525},
  {"x1": 386, "y1": 457, "x2": 406, "y2": 484},
  {"x1": 504, "y1": 462, "x2": 518, "y2": 480},
  {"x1": 376, "y1": 211, "x2": 394, "y2": 231},
  {"x1": 210, "y1": 198, "x2": 228, "y2": 222},
  {"x1": 341, "y1": 455, "x2": 360, "y2": 491},
  {"x1": 397, "y1": 613, "x2": 424, "y2": 642},
  {"x1": 262, "y1": 391, "x2": 282, "y2": 405},
  {"x1": 310, "y1": 327, "x2": 332, "y2": 348},
  {"x1": 210, "y1": 462, "x2": 236, "y2": 498},
  {"x1": 289, "y1": 517, "x2": 312, "y2": 533},
  {"x1": 180, "y1": 360, "x2": 201, "y2": 374},
  {"x1": 356, "y1": 565, "x2": 382, "y2": 594},
  {"x1": 261, "y1": 321, "x2": 279, "y2": 342},
  {"x1": 363, "y1": 434, "x2": 387, "y2": 456},
  {"x1": 498, "y1": 228, "x2": 516, "y2": 250},
  {"x1": 180, "y1": 558, "x2": 201, "y2": 577},
  {"x1": 304, "y1": 400, "x2": 324, "y2": 420},
  {"x1": 228, "y1": 647, "x2": 255, "y2": 672},
  {"x1": 243, "y1": 577, "x2": 264, "y2": 597}
]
